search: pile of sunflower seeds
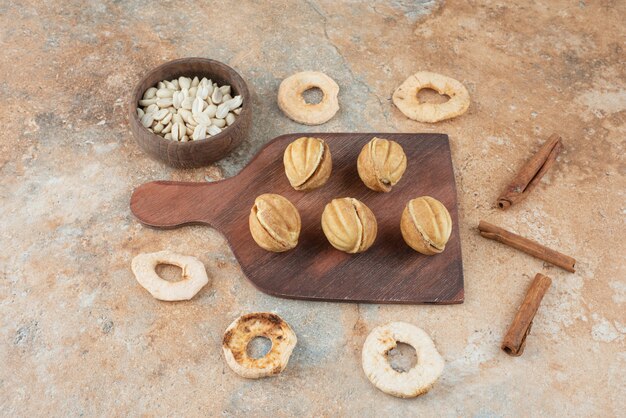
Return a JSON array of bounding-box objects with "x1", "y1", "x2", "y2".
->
[{"x1": 137, "y1": 76, "x2": 243, "y2": 141}]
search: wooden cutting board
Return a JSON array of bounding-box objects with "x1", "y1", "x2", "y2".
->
[{"x1": 130, "y1": 133, "x2": 464, "y2": 304}]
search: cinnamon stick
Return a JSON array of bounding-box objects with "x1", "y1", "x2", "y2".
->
[
  {"x1": 478, "y1": 221, "x2": 576, "y2": 273},
  {"x1": 497, "y1": 134, "x2": 563, "y2": 209},
  {"x1": 502, "y1": 273, "x2": 552, "y2": 356}
]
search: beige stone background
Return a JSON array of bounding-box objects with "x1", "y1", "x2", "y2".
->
[{"x1": 1, "y1": 0, "x2": 625, "y2": 416}]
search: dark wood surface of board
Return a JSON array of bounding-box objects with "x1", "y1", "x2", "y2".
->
[{"x1": 130, "y1": 133, "x2": 464, "y2": 304}]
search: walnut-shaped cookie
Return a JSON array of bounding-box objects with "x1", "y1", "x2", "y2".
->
[
  {"x1": 283, "y1": 137, "x2": 332, "y2": 191},
  {"x1": 357, "y1": 137, "x2": 407, "y2": 192},
  {"x1": 249, "y1": 194, "x2": 301, "y2": 252},
  {"x1": 321, "y1": 197, "x2": 377, "y2": 253},
  {"x1": 400, "y1": 196, "x2": 452, "y2": 255}
]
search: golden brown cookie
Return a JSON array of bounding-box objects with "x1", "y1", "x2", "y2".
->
[
  {"x1": 357, "y1": 137, "x2": 407, "y2": 192},
  {"x1": 283, "y1": 137, "x2": 332, "y2": 191},
  {"x1": 249, "y1": 194, "x2": 301, "y2": 252},
  {"x1": 321, "y1": 197, "x2": 377, "y2": 253},
  {"x1": 400, "y1": 196, "x2": 452, "y2": 255}
]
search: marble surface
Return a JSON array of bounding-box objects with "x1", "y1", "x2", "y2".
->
[{"x1": 1, "y1": 0, "x2": 624, "y2": 416}]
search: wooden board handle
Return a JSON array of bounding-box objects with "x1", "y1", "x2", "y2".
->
[{"x1": 130, "y1": 180, "x2": 231, "y2": 228}]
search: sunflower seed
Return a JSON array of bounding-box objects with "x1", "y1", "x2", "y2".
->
[
  {"x1": 173, "y1": 113, "x2": 184, "y2": 124},
  {"x1": 141, "y1": 113, "x2": 154, "y2": 128},
  {"x1": 211, "y1": 118, "x2": 226, "y2": 128},
  {"x1": 211, "y1": 88, "x2": 223, "y2": 104},
  {"x1": 181, "y1": 134, "x2": 189, "y2": 142},
  {"x1": 171, "y1": 123, "x2": 179, "y2": 141},
  {"x1": 186, "y1": 115, "x2": 198, "y2": 127},
  {"x1": 164, "y1": 133, "x2": 173, "y2": 140},
  {"x1": 153, "y1": 122, "x2": 164, "y2": 133},
  {"x1": 200, "y1": 77, "x2": 210, "y2": 87},
  {"x1": 185, "y1": 125, "x2": 194, "y2": 136},
  {"x1": 139, "y1": 98, "x2": 157, "y2": 107},
  {"x1": 157, "y1": 81, "x2": 166, "y2": 89},
  {"x1": 162, "y1": 122, "x2": 172, "y2": 133},
  {"x1": 233, "y1": 108, "x2": 242, "y2": 115},
  {"x1": 215, "y1": 103, "x2": 230, "y2": 119},
  {"x1": 179, "y1": 77, "x2": 191, "y2": 90},
  {"x1": 137, "y1": 107, "x2": 144, "y2": 118},
  {"x1": 194, "y1": 112, "x2": 211, "y2": 125},
  {"x1": 226, "y1": 112, "x2": 236, "y2": 126},
  {"x1": 182, "y1": 97, "x2": 193, "y2": 110},
  {"x1": 208, "y1": 125, "x2": 222, "y2": 136},
  {"x1": 145, "y1": 104, "x2": 159, "y2": 114},
  {"x1": 225, "y1": 95, "x2": 243, "y2": 110},
  {"x1": 171, "y1": 79, "x2": 179, "y2": 89},
  {"x1": 171, "y1": 122, "x2": 181, "y2": 141},
  {"x1": 204, "y1": 103, "x2": 218, "y2": 118},
  {"x1": 143, "y1": 87, "x2": 158, "y2": 100},
  {"x1": 161, "y1": 111, "x2": 173, "y2": 125},
  {"x1": 222, "y1": 93, "x2": 232, "y2": 102},
  {"x1": 156, "y1": 88, "x2": 174, "y2": 98},
  {"x1": 192, "y1": 97, "x2": 205, "y2": 114},
  {"x1": 157, "y1": 98, "x2": 173, "y2": 108},
  {"x1": 219, "y1": 85, "x2": 231, "y2": 95},
  {"x1": 192, "y1": 124, "x2": 207, "y2": 140},
  {"x1": 188, "y1": 86, "x2": 197, "y2": 98},
  {"x1": 197, "y1": 85, "x2": 210, "y2": 100},
  {"x1": 178, "y1": 108, "x2": 191, "y2": 122},
  {"x1": 191, "y1": 76, "x2": 200, "y2": 87},
  {"x1": 172, "y1": 91, "x2": 183, "y2": 109},
  {"x1": 153, "y1": 109, "x2": 169, "y2": 121},
  {"x1": 164, "y1": 80, "x2": 176, "y2": 90}
]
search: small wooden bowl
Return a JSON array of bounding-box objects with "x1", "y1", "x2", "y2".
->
[{"x1": 129, "y1": 58, "x2": 251, "y2": 168}]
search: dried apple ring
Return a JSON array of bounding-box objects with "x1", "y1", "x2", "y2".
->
[
  {"x1": 131, "y1": 250, "x2": 209, "y2": 301},
  {"x1": 222, "y1": 312, "x2": 297, "y2": 379},
  {"x1": 362, "y1": 322, "x2": 444, "y2": 398},
  {"x1": 392, "y1": 71, "x2": 470, "y2": 123},
  {"x1": 277, "y1": 71, "x2": 339, "y2": 125}
]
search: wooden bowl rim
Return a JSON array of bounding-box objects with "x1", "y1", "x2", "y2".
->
[{"x1": 129, "y1": 57, "x2": 251, "y2": 149}]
